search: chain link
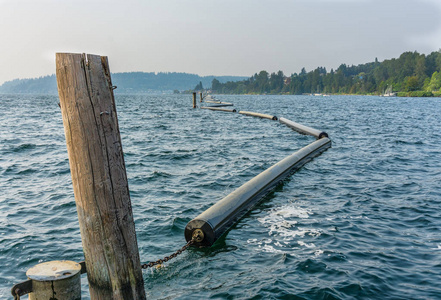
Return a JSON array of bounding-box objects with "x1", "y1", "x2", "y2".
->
[{"x1": 141, "y1": 238, "x2": 195, "y2": 269}]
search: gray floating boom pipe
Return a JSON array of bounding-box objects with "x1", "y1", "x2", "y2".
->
[
  {"x1": 185, "y1": 137, "x2": 331, "y2": 247},
  {"x1": 201, "y1": 107, "x2": 237, "y2": 113},
  {"x1": 279, "y1": 117, "x2": 328, "y2": 139},
  {"x1": 206, "y1": 104, "x2": 234, "y2": 107},
  {"x1": 239, "y1": 111, "x2": 278, "y2": 121}
]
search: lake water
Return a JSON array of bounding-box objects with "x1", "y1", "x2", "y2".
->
[{"x1": 1, "y1": 94, "x2": 440, "y2": 299}]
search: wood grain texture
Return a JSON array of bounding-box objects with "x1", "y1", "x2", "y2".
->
[{"x1": 56, "y1": 53, "x2": 146, "y2": 300}]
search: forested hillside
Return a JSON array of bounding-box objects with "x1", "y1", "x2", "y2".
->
[
  {"x1": 0, "y1": 72, "x2": 247, "y2": 94},
  {"x1": 111, "y1": 72, "x2": 246, "y2": 93},
  {"x1": 211, "y1": 50, "x2": 441, "y2": 96},
  {"x1": 0, "y1": 75, "x2": 57, "y2": 94}
]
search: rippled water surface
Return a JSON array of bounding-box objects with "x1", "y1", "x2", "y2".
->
[{"x1": 1, "y1": 94, "x2": 440, "y2": 299}]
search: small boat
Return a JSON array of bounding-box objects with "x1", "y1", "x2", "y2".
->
[{"x1": 382, "y1": 85, "x2": 396, "y2": 97}]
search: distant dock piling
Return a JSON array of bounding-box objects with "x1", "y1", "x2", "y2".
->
[
  {"x1": 56, "y1": 53, "x2": 146, "y2": 299},
  {"x1": 193, "y1": 92, "x2": 197, "y2": 108}
]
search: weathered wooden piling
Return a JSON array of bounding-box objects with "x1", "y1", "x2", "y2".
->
[
  {"x1": 200, "y1": 92, "x2": 203, "y2": 102},
  {"x1": 56, "y1": 53, "x2": 146, "y2": 300},
  {"x1": 193, "y1": 92, "x2": 197, "y2": 108}
]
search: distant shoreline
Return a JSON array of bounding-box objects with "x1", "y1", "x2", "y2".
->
[
  {"x1": 0, "y1": 72, "x2": 248, "y2": 95},
  {"x1": 1, "y1": 91, "x2": 440, "y2": 98}
]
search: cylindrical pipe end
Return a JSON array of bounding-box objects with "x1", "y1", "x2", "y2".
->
[
  {"x1": 318, "y1": 132, "x2": 329, "y2": 139},
  {"x1": 185, "y1": 219, "x2": 216, "y2": 247}
]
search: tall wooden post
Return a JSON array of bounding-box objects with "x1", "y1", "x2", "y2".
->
[
  {"x1": 199, "y1": 92, "x2": 203, "y2": 102},
  {"x1": 192, "y1": 92, "x2": 197, "y2": 108},
  {"x1": 56, "y1": 53, "x2": 146, "y2": 300}
]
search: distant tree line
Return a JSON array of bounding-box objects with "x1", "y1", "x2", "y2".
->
[
  {"x1": 210, "y1": 50, "x2": 441, "y2": 96},
  {"x1": 111, "y1": 72, "x2": 245, "y2": 93},
  {"x1": 0, "y1": 72, "x2": 247, "y2": 94},
  {"x1": 0, "y1": 75, "x2": 58, "y2": 94}
]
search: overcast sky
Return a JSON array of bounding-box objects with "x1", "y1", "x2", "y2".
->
[{"x1": 0, "y1": 0, "x2": 440, "y2": 85}]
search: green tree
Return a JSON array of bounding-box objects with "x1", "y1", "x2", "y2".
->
[
  {"x1": 426, "y1": 71, "x2": 441, "y2": 91},
  {"x1": 269, "y1": 71, "x2": 284, "y2": 93},
  {"x1": 211, "y1": 78, "x2": 221, "y2": 91},
  {"x1": 415, "y1": 55, "x2": 427, "y2": 84},
  {"x1": 404, "y1": 76, "x2": 420, "y2": 91},
  {"x1": 436, "y1": 49, "x2": 441, "y2": 71},
  {"x1": 311, "y1": 68, "x2": 321, "y2": 93},
  {"x1": 194, "y1": 81, "x2": 203, "y2": 91}
]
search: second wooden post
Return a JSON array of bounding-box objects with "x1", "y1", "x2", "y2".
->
[{"x1": 56, "y1": 53, "x2": 146, "y2": 300}]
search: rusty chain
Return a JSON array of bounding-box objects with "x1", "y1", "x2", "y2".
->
[{"x1": 141, "y1": 238, "x2": 195, "y2": 269}]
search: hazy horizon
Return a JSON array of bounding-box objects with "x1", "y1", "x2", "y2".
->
[{"x1": 1, "y1": 0, "x2": 440, "y2": 85}]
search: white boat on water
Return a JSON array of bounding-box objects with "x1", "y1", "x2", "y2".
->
[{"x1": 382, "y1": 85, "x2": 396, "y2": 97}]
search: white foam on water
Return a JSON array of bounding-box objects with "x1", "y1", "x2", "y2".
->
[
  {"x1": 297, "y1": 240, "x2": 316, "y2": 248},
  {"x1": 274, "y1": 241, "x2": 284, "y2": 247},
  {"x1": 258, "y1": 204, "x2": 321, "y2": 240},
  {"x1": 248, "y1": 204, "x2": 324, "y2": 254},
  {"x1": 247, "y1": 238, "x2": 284, "y2": 254},
  {"x1": 314, "y1": 249, "x2": 324, "y2": 257},
  {"x1": 259, "y1": 244, "x2": 284, "y2": 254},
  {"x1": 432, "y1": 244, "x2": 441, "y2": 250}
]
